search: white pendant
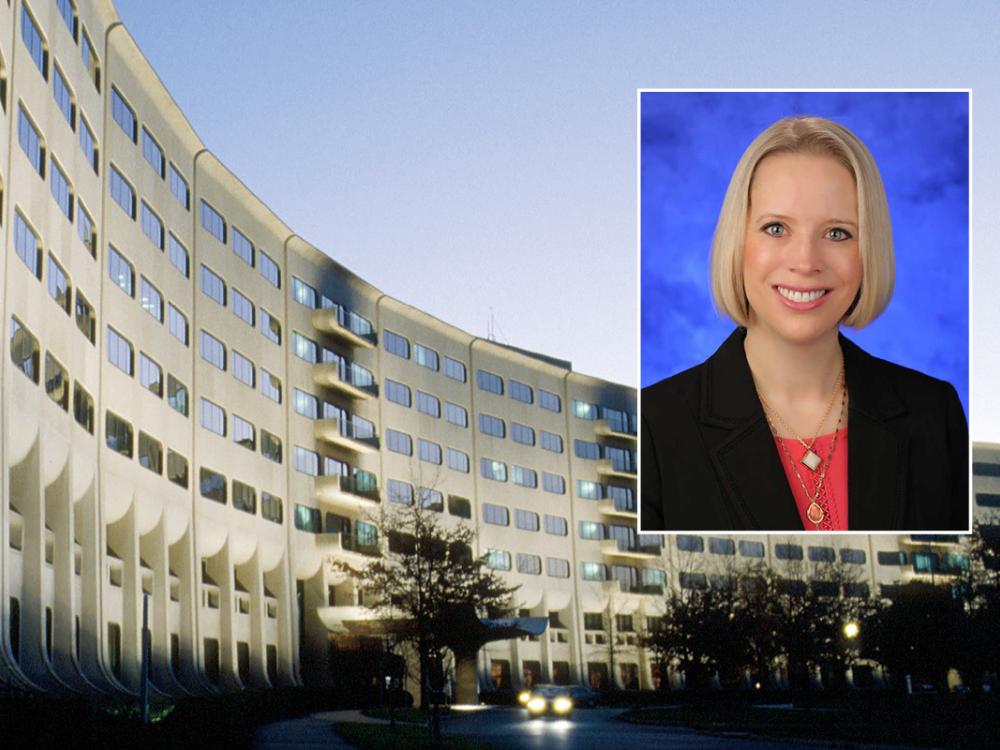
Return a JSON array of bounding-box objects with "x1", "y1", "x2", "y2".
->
[{"x1": 801, "y1": 449, "x2": 822, "y2": 472}]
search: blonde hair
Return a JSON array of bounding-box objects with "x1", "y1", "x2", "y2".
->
[{"x1": 710, "y1": 116, "x2": 894, "y2": 328}]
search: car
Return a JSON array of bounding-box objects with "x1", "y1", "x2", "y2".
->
[
  {"x1": 566, "y1": 684, "x2": 600, "y2": 708},
  {"x1": 522, "y1": 685, "x2": 575, "y2": 718}
]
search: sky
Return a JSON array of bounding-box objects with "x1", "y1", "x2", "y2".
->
[{"x1": 115, "y1": 1, "x2": 1000, "y2": 439}]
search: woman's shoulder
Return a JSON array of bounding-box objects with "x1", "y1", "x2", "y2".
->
[
  {"x1": 641, "y1": 360, "x2": 705, "y2": 419},
  {"x1": 842, "y1": 336, "x2": 961, "y2": 411}
]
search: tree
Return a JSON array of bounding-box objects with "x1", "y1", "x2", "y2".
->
[{"x1": 332, "y1": 499, "x2": 518, "y2": 708}]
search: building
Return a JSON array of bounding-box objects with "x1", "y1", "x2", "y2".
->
[{"x1": 0, "y1": 0, "x2": 987, "y2": 700}]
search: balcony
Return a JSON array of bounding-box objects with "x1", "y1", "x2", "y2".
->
[
  {"x1": 311, "y1": 308, "x2": 376, "y2": 349},
  {"x1": 314, "y1": 418, "x2": 379, "y2": 454},
  {"x1": 600, "y1": 538, "x2": 663, "y2": 560},
  {"x1": 594, "y1": 418, "x2": 637, "y2": 441},
  {"x1": 598, "y1": 498, "x2": 637, "y2": 518},
  {"x1": 317, "y1": 531, "x2": 380, "y2": 562},
  {"x1": 316, "y1": 475, "x2": 381, "y2": 514},
  {"x1": 596, "y1": 458, "x2": 636, "y2": 479},
  {"x1": 313, "y1": 362, "x2": 378, "y2": 400}
]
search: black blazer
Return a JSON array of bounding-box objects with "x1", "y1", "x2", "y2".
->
[{"x1": 640, "y1": 328, "x2": 968, "y2": 531}]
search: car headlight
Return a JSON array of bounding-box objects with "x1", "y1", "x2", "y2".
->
[
  {"x1": 552, "y1": 696, "x2": 573, "y2": 714},
  {"x1": 518, "y1": 690, "x2": 531, "y2": 705},
  {"x1": 527, "y1": 696, "x2": 547, "y2": 713}
]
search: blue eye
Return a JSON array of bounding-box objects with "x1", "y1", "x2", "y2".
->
[
  {"x1": 763, "y1": 223, "x2": 785, "y2": 237},
  {"x1": 826, "y1": 227, "x2": 852, "y2": 241}
]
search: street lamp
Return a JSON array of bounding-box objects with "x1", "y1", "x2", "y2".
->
[{"x1": 843, "y1": 621, "x2": 860, "y2": 640}]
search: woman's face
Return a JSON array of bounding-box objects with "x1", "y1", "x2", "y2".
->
[{"x1": 742, "y1": 151, "x2": 862, "y2": 346}]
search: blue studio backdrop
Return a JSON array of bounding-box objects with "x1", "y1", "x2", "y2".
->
[{"x1": 640, "y1": 91, "x2": 969, "y2": 417}]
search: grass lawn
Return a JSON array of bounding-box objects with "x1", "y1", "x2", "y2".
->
[
  {"x1": 620, "y1": 697, "x2": 999, "y2": 750},
  {"x1": 361, "y1": 706, "x2": 450, "y2": 723},
  {"x1": 336, "y1": 721, "x2": 501, "y2": 750}
]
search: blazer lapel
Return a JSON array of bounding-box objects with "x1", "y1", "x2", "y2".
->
[{"x1": 702, "y1": 329, "x2": 803, "y2": 531}]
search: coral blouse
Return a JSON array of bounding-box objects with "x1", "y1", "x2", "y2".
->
[{"x1": 775, "y1": 428, "x2": 848, "y2": 531}]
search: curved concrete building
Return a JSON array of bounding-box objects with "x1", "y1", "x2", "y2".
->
[{"x1": 0, "y1": 0, "x2": 989, "y2": 699}]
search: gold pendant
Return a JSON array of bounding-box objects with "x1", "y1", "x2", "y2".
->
[
  {"x1": 801, "y1": 449, "x2": 822, "y2": 472},
  {"x1": 806, "y1": 502, "x2": 824, "y2": 525}
]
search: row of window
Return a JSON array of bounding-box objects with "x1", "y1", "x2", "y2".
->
[
  {"x1": 196, "y1": 466, "x2": 283, "y2": 523},
  {"x1": 293, "y1": 389, "x2": 376, "y2": 443},
  {"x1": 10, "y1": 317, "x2": 94, "y2": 433},
  {"x1": 197, "y1": 398, "x2": 283, "y2": 463},
  {"x1": 291, "y1": 446, "x2": 378, "y2": 499},
  {"x1": 578, "y1": 562, "x2": 666, "y2": 591},
  {"x1": 475, "y1": 368, "x2": 562, "y2": 413},
  {"x1": 571, "y1": 399, "x2": 637, "y2": 435},
  {"x1": 484, "y1": 550, "x2": 576, "y2": 579},
  {"x1": 290, "y1": 276, "x2": 375, "y2": 341},
  {"x1": 17, "y1": 108, "x2": 98, "y2": 255},
  {"x1": 674, "y1": 535, "x2": 867, "y2": 564},
  {"x1": 574, "y1": 440, "x2": 636, "y2": 473},
  {"x1": 481, "y1": 503, "x2": 568, "y2": 536},
  {"x1": 104, "y1": 410, "x2": 188, "y2": 487},
  {"x1": 477, "y1": 457, "x2": 565, "y2": 493},
  {"x1": 675, "y1": 572, "x2": 872, "y2": 598},
  {"x1": 21, "y1": 2, "x2": 101, "y2": 94},
  {"x1": 575, "y1": 481, "x2": 636, "y2": 512}
]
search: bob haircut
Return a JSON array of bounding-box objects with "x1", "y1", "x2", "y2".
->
[{"x1": 710, "y1": 116, "x2": 894, "y2": 329}]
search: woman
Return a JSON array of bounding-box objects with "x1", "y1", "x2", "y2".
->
[{"x1": 640, "y1": 116, "x2": 968, "y2": 532}]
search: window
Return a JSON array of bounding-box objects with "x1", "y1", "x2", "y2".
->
[
  {"x1": 200, "y1": 200, "x2": 226, "y2": 242},
  {"x1": 262, "y1": 493, "x2": 283, "y2": 524},
  {"x1": 168, "y1": 304, "x2": 188, "y2": 346},
  {"x1": 168, "y1": 451, "x2": 189, "y2": 488},
  {"x1": 385, "y1": 379, "x2": 411, "y2": 406},
  {"x1": 292, "y1": 277, "x2": 316, "y2": 308},
  {"x1": 387, "y1": 479, "x2": 413, "y2": 505},
  {"x1": 579, "y1": 521, "x2": 604, "y2": 540},
  {"x1": 167, "y1": 375, "x2": 188, "y2": 416},
  {"x1": 477, "y1": 369, "x2": 503, "y2": 395},
  {"x1": 840, "y1": 548, "x2": 867, "y2": 565},
  {"x1": 517, "y1": 554, "x2": 542, "y2": 575},
  {"x1": 573, "y1": 399, "x2": 599, "y2": 420},
  {"x1": 14, "y1": 212, "x2": 42, "y2": 278},
  {"x1": 542, "y1": 472, "x2": 565, "y2": 494},
  {"x1": 261, "y1": 430, "x2": 282, "y2": 464},
  {"x1": 141, "y1": 203, "x2": 164, "y2": 249},
  {"x1": 57, "y1": 0, "x2": 78, "y2": 40},
  {"x1": 511, "y1": 422, "x2": 534, "y2": 446},
  {"x1": 485, "y1": 550, "x2": 511, "y2": 571},
  {"x1": 200, "y1": 468, "x2": 226, "y2": 504},
  {"x1": 139, "y1": 353, "x2": 162, "y2": 396},
  {"x1": 976, "y1": 493, "x2": 1000, "y2": 508},
  {"x1": 73, "y1": 383, "x2": 94, "y2": 433},
  {"x1": 232, "y1": 351, "x2": 255, "y2": 387},
  {"x1": 44, "y1": 354, "x2": 68, "y2": 410},
  {"x1": 141, "y1": 128, "x2": 165, "y2": 177},
  {"x1": 111, "y1": 88, "x2": 136, "y2": 141},
  {"x1": 512, "y1": 466, "x2": 537, "y2": 488},
  {"x1": 21, "y1": 5, "x2": 47, "y2": 79},
  {"x1": 53, "y1": 66, "x2": 75, "y2": 128},
  {"x1": 18, "y1": 107, "x2": 45, "y2": 177},
  {"x1": 168, "y1": 234, "x2": 189, "y2": 277},
  {"x1": 676, "y1": 535, "x2": 703, "y2": 552},
  {"x1": 414, "y1": 343, "x2": 438, "y2": 370},
  {"x1": 583, "y1": 613, "x2": 604, "y2": 631},
  {"x1": 232, "y1": 481, "x2": 256, "y2": 514},
  {"x1": 447, "y1": 495, "x2": 471, "y2": 518},
  {"x1": 576, "y1": 480, "x2": 602, "y2": 499},
  {"x1": 384, "y1": 330, "x2": 409, "y2": 358},
  {"x1": 544, "y1": 515, "x2": 568, "y2": 536},
  {"x1": 292, "y1": 331, "x2": 317, "y2": 363},
  {"x1": 709, "y1": 537, "x2": 735, "y2": 555},
  {"x1": 48, "y1": 255, "x2": 71, "y2": 314},
  {"x1": 81, "y1": 27, "x2": 100, "y2": 90},
  {"x1": 680, "y1": 572, "x2": 708, "y2": 590},
  {"x1": 483, "y1": 503, "x2": 509, "y2": 526},
  {"x1": 200, "y1": 398, "x2": 226, "y2": 436},
  {"x1": 199, "y1": 331, "x2": 226, "y2": 370},
  {"x1": 973, "y1": 462, "x2": 1000, "y2": 477},
  {"x1": 581, "y1": 562, "x2": 607, "y2": 581},
  {"x1": 538, "y1": 389, "x2": 561, "y2": 412},
  {"x1": 230, "y1": 415, "x2": 255, "y2": 452},
  {"x1": 77, "y1": 201, "x2": 96, "y2": 255},
  {"x1": 293, "y1": 389, "x2": 318, "y2": 419},
  {"x1": 547, "y1": 558, "x2": 570, "y2": 578},
  {"x1": 479, "y1": 413, "x2": 505, "y2": 438},
  {"x1": 386, "y1": 429, "x2": 412, "y2": 455},
  {"x1": 418, "y1": 487, "x2": 443, "y2": 512},
  {"x1": 444, "y1": 401, "x2": 467, "y2": 427},
  {"x1": 138, "y1": 432, "x2": 162, "y2": 474},
  {"x1": 418, "y1": 439, "x2": 442, "y2": 464},
  {"x1": 109, "y1": 165, "x2": 135, "y2": 218},
  {"x1": 139, "y1": 277, "x2": 163, "y2": 321},
  {"x1": 446, "y1": 447, "x2": 469, "y2": 473},
  {"x1": 416, "y1": 390, "x2": 440, "y2": 417},
  {"x1": 200, "y1": 265, "x2": 226, "y2": 306},
  {"x1": 292, "y1": 504, "x2": 320, "y2": 532},
  {"x1": 79, "y1": 115, "x2": 98, "y2": 173},
  {"x1": 775, "y1": 543, "x2": 803, "y2": 561},
  {"x1": 480, "y1": 458, "x2": 507, "y2": 482},
  {"x1": 259, "y1": 250, "x2": 280, "y2": 287},
  {"x1": 261, "y1": 370, "x2": 282, "y2": 403},
  {"x1": 105, "y1": 412, "x2": 133, "y2": 457},
  {"x1": 574, "y1": 440, "x2": 600, "y2": 460},
  {"x1": 107, "y1": 246, "x2": 134, "y2": 296},
  {"x1": 50, "y1": 159, "x2": 73, "y2": 220},
  {"x1": 540, "y1": 430, "x2": 563, "y2": 453},
  {"x1": 106, "y1": 327, "x2": 133, "y2": 375},
  {"x1": 515, "y1": 509, "x2": 539, "y2": 531},
  {"x1": 510, "y1": 380, "x2": 533, "y2": 404},
  {"x1": 739, "y1": 540, "x2": 765, "y2": 558},
  {"x1": 232, "y1": 289, "x2": 255, "y2": 326},
  {"x1": 443, "y1": 356, "x2": 466, "y2": 382},
  {"x1": 293, "y1": 446, "x2": 319, "y2": 476},
  {"x1": 808, "y1": 546, "x2": 836, "y2": 563},
  {"x1": 162, "y1": 162, "x2": 190, "y2": 207},
  {"x1": 260, "y1": 308, "x2": 281, "y2": 344}
]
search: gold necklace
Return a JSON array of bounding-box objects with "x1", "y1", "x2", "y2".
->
[
  {"x1": 757, "y1": 367, "x2": 843, "y2": 472},
  {"x1": 768, "y1": 387, "x2": 846, "y2": 529}
]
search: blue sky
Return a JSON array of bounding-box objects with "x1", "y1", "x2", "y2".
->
[{"x1": 116, "y1": 1, "x2": 1000, "y2": 439}]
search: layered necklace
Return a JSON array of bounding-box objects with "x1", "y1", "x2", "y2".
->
[{"x1": 756, "y1": 366, "x2": 847, "y2": 530}]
